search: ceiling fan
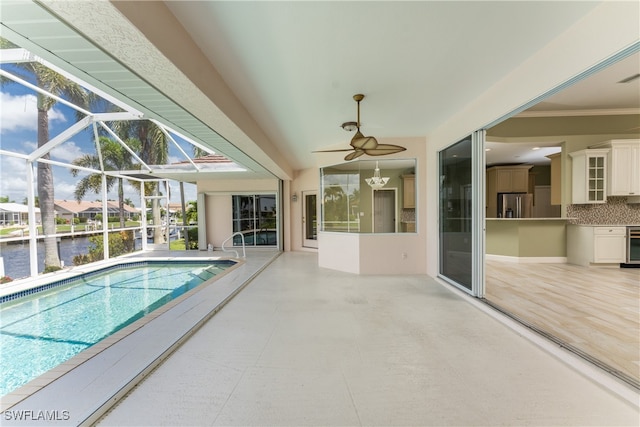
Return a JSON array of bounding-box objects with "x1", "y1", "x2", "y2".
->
[{"x1": 314, "y1": 94, "x2": 406, "y2": 161}]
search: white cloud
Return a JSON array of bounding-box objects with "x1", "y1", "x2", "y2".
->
[
  {"x1": 0, "y1": 91, "x2": 66, "y2": 134},
  {"x1": 0, "y1": 155, "x2": 28, "y2": 202},
  {"x1": 51, "y1": 140, "x2": 85, "y2": 163}
]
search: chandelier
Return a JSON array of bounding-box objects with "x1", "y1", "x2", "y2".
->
[{"x1": 365, "y1": 161, "x2": 389, "y2": 190}]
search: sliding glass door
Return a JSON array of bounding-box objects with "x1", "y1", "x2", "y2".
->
[{"x1": 438, "y1": 132, "x2": 485, "y2": 295}]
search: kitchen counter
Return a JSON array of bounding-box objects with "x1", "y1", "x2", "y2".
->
[
  {"x1": 486, "y1": 219, "x2": 567, "y2": 261},
  {"x1": 486, "y1": 218, "x2": 571, "y2": 221}
]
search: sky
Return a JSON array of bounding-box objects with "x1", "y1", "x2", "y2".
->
[{"x1": 0, "y1": 73, "x2": 197, "y2": 208}]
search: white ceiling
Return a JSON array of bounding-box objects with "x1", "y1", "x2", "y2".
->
[
  {"x1": 2, "y1": 1, "x2": 639, "y2": 176},
  {"x1": 165, "y1": 1, "x2": 638, "y2": 169}
]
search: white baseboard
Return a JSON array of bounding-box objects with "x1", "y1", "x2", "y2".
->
[{"x1": 486, "y1": 254, "x2": 567, "y2": 264}]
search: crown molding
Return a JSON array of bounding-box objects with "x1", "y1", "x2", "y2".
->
[{"x1": 515, "y1": 108, "x2": 640, "y2": 118}]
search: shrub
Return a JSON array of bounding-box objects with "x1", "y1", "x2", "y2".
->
[
  {"x1": 73, "y1": 230, "x2": 135, "y2": 266},
  {"x1": 187, "y1": 227, "x2": 198, "y2": 249}
]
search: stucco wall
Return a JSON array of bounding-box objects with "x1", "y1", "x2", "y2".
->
[{"x1": 197, "y1": 178, "x2": 280, "y2": 249}]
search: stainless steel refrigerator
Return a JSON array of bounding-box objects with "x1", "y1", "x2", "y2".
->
[{"x1": 498, "y1": 193, "x2": 533, "y2": 218}]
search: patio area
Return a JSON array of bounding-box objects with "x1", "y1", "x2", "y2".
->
[{"x1": 95, "y1": 251, "x2": 639, "y2": 426}]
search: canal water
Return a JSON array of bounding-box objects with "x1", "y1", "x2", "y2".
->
[{"x1": 0, "y1": 237, "x2": 152, "y2": 280}]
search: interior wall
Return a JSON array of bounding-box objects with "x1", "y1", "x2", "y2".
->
[{"x1": 425, "y1": 2, "x2": 640, "y2": 278}]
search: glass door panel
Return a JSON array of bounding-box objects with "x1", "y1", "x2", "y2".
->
[
  {"x1": 303, "y1": 191, "x2": 318, "y2": 248},
  {"x1": 439, "y1": 136, "x2": 473, "y2": 290}
]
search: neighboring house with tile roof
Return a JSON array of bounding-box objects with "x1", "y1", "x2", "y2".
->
[{"x1": 54, "y1": 200, "x2": 139, "y2": 223}]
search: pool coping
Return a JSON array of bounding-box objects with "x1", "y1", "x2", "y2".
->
[{"x1": 0, "y1": 250, "x2": 281, "y2": 425}]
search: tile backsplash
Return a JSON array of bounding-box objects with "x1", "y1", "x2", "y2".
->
[
  {"x1": 401, "y1": 208, "x2": 416, "y2": 222},
  {"x1": 567, "y1": 196, "x2": 640, "y2": 225}
]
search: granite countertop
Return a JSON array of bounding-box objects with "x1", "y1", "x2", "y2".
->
[{"x1": 569, "y1": 223, "x2": 640, "y2": 227}]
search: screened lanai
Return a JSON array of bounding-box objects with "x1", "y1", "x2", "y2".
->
[{"x1": 0, "y1": 41, "x2": 247, "y2": 280}]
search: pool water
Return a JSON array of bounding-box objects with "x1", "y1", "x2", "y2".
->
[{"x1": 0, "y1": 261, "x2": 232, "y2": 397}]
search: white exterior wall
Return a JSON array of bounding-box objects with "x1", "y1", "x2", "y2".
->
[{"x1": 197, "y1": 178, "x2": 279, "y2": 249}]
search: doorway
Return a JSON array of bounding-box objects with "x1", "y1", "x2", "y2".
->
[
  {"x1": 373, "y1": 189, "x2": 396, "y2": 233},
  {"x1": 302, "y1": 191, "x2": 318, "y2": 248}
]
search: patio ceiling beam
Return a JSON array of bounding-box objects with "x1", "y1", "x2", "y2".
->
[
  {"x1": 97, "y1": 121, "x2": 152, "y2": 172},
  {"x1": 93, "y1": 112, "x2": 142, "y2": 122},
  {"x1": 149, "y1": 119, "x2": 215, "y2": 158},
  {"x1": 0, "y1": 150, "x2": 29, "y2": 160},
  {"x1": 0, "y1": 69, "x2": 93, "y2": 117},
  {"x1": 153, "y1": 121, "x2": 200, "y2": 171},
  {"x1": 33, "y1": 54, "x2": 144, "y2": 118},
  {"x1": 37, "y1": 157, "x2": 100, "y2": 175},
  {"x1": 28, "y1": 115, "x2": 92, "y2": 162},
  {"x1": 0, "y1": 48, "x2": 36, "y2": 63}
]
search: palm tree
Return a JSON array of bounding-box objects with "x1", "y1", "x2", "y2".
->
[
  {"x1": 1, "y1": 37, "x2": 92, "y2": 271},
  {"x1": 71, "y1": 136, "x2": 141, "y2": 228},
  {"x1": 110, "y1": 120, "x2": 168, "y2": 242}
]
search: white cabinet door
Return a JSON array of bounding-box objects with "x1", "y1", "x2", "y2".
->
[
  {"x1": 608, "y1": 143, "x2": 640, "y2": 196},
  {"x1": 569, "y1": 149, "x2": 609, "y2": 204},
  {"x1": 593, "y1": 227, "x2": 626, "y2": 263}
]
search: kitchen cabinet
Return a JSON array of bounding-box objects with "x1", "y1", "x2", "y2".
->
[
  {"x1": 547, "y1": 152, "x2": 561, "y2": 205},
  {"x1": 402, "y1": 174, "x2": 415, "y2": 208},
  {"x1": 486, "y1": 165, "x2": 532, "y2": 217},
  {"x1": 567, "y1": 225, "x2": 626, "y2": 265},
  {"x1": 489, "y1": 166, "x2": 530, "y2": 193},
  {"x1": 592, "y1": 139, "x2": 640, "y2": 200},
  {"x1": 569, "y1": 149, "x2": 608, "y2": 204}
]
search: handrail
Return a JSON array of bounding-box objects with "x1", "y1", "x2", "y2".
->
[{"x1": 221, "y1": 231, "x2": 246, "y2": 258}]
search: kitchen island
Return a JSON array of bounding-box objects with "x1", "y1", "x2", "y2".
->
[{"x1": 486, "y1": 218, "x2": 570, "y2": 262}]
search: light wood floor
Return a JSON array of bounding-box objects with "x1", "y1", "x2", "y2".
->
[{"x1": 485, "y1": 260, "x2": 640, "y2": 387}]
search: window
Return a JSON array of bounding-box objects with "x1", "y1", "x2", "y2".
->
[
  {"x1": 231, "y1": 194, "x2": 277, "y2": 246},
  {"x1": 320, "y1": 159, "x2": 416, "y2": 233}
]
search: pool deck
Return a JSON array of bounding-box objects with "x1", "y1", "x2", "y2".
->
[
  {"x1": 1, "y1": 249, "x2": 281, "y2": 425},
  {"x1": 2, "y1": 250, "x2": 639, "y2": 426}
]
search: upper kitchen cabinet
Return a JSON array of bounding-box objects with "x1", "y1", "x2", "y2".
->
[
  {"x1": 569, "y1": 149, "x2": 608, "y2": 204},
  {"x1": 402, "y1": 174, "x2": 415, "y2": 209},
  {"x1": 486, "y1": 165, "x2": 532, "y2": 217},
  {"x1": 487, "y1": 165, "x2": 532, "y2": 193},
  {"x1": 593, "y1": 139, "x2": 640, "y2": 200}
]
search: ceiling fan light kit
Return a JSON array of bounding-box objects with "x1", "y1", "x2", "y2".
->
[
  {"x1": 341, "y1": 121, "x2": 358, "y2": 132},
  {"x1": 314, "y1": 94, "x2": 407, "y2": 160}
]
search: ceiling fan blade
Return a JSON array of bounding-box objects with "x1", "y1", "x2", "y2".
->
[
  {"x1": 363, "y1": 144, "x2": 407, "y2": 156},
  {"x1": 312, "y1": 148, "x2": 356, "y2": 153},
  {"x1": 351, "y1": 133, "x2": 378, "y2": 150},
  {"x1": 345, "y1": 149, "x2": 365, "y2": 161}
]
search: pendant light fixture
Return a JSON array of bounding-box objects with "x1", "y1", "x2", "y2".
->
[{"x1": 365, "y1": 161, "x2": 389, "y2": 190}]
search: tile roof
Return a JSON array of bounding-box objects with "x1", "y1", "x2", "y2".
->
[{"x1": 54, "y1": 200, "x2": 139, "y2": 214}]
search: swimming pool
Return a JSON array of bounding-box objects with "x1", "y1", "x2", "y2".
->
[{"x1": 0, "y1": 260, "x2": 234, "y2": 397}]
